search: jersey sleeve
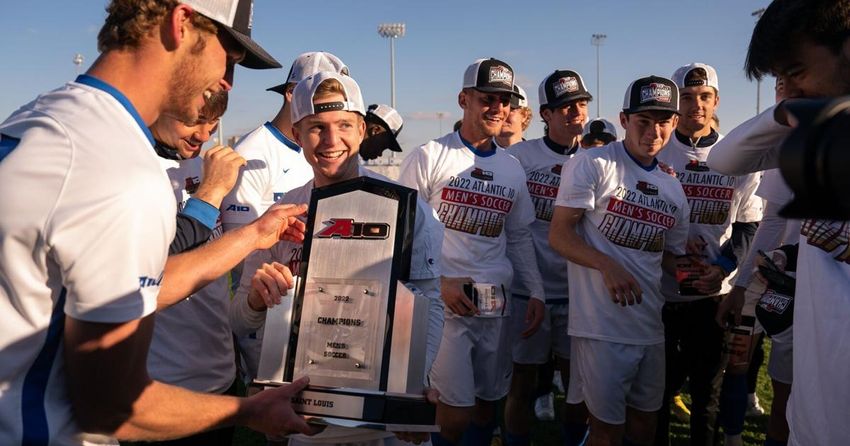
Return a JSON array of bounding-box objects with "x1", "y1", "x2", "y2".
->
[
  {"x1": 664, "y1": 196, "x2": 691, "y2": 256},
  {"x1": 555, "y1": 152, "x2": 599, "y2": 210},
  {"x1": 397, "y1": 145, "x2": 433, "y2": 201},
  {"x1": 706, "y1": 105, "x2": 791, "y2": 175},
  {"x1": 229, "y1": 247, "x2": 274, "y2": 336},
  {"x1": 221, "y1": 145, "x2": 271, "y2": 228},
  {"x1": 733, "y1": 172, "x2": 764, "y2": 223}
]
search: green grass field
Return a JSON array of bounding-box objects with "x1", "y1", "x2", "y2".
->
[{"x1": 233, "y1": 340, "x2": 775, "y2": 445}]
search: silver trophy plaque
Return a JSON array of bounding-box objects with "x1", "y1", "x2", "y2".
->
[{"x1": 255, "y1": 176, "x2": 436, "y2": 430}]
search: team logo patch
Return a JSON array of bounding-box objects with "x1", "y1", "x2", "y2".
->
[
  {"x1": 184, "y1": 176, "x2": 200, "y2": 194},
  {"x1": 758, "y1": 290, "x2": 792, "y2": 315},
  {"x1": 640, "y1": 83, "x2": 672, "y2": 104},
  {"x1": 553, "y1": 77, "x2": 580, "y2": 97},
  {"x1": 316, "y1": 218, "x2": 390, "y2": 240},
  {"x1": 471, "y1": 167, "x2": 494, "y2": 181},
  {"x1": 551, "y1": 164, "x2": 563, "y2": 175},
  {"x1": 685, "y1": 160, "x2": 710, "y2": 172},
  {"x1": 636, "y1": 180, "x2": 659, "y2": 196},
  {"x1": 489, "y1": 65, "x2": 513, "y2": 87}
]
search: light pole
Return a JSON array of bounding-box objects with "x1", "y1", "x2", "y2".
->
[
  {"x1": 377, "y1": 23, "x2": 405, "y2": 109},
  {"x1": 73, "y1": 53, "x2": 84, "y2": 76},
  {"x1": 591, "y1": 34, "x2": 606, "y2": 118},
  {"x1": 752, "y1": 8, "x2": 766, "y2": 114},
  {"x1": 437, "y1": 112, "x2": 446, "y2": 135}
]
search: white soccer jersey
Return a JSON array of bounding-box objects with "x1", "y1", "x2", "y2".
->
[
  {"x1": 508, "y1": 138, "x2": 577, "y2": 302},
  {"x1": 0, "y1": 76, "x2": 175, "y2": 445},
  {"x1": 555, "y1": 142, "x2": 690, "y2": 344},
  {"x1": 221, "y1": 122, "x2": 314, "y2": 228},
  {"x1": 149, "y1": 157, "x2": 234, "y2": 393},
  {"x1": 398, "y1": 131, "x2": 545, "y2": 301},
  {"x1": 657, "y1": 133, "x2": 762, "y2": 302}
]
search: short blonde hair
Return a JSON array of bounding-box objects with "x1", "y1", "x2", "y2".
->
[
  {"x1": 519, "y1": 107, "x2": 533, "y2": 131},
  {"x1": 311, "y1": 78, "x2": 364, "y2": 124},
  {"x1": 98, "y1": 0, "x2": 217, "y2": 53}
]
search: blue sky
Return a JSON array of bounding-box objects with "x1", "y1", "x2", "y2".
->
[{"x1": 0, "y1": 0, "x2": 772, "y2": 152}]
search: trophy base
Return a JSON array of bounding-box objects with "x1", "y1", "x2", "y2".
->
[{"x1": 253, "y1": 380, "x2": 438, "y2": 432}]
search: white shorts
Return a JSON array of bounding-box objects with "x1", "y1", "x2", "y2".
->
[
  {"x1": 567, "y1": 337, "x2": 665, "y2": 425},
  {"x1": 429, "y1": 314, "x2": 513, "y2": 407},
  {"x1": 768, "y1": 329, "x2": 793, "y2": 384},
  {"x1": 510, "y1": 298, "x2": 570, "y2": 364}
]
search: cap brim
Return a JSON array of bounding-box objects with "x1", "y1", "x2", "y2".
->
[
  {"x1": 624, "y1": 105, "x2": 680, "y2": 115},
  {"x1": 266, "y1": 83, "x2": 288, "y2": 95},
  {"x1": 474, "y1": 86, "x2": 515, "y2": 95},
  {"x1": 223, "y1": 27, "x2": 282, "y2": 69},
  {"x1": 546, "y1": 93, "x2": 593, "y2": 109},
  {"x1": 388, "y1": 139, "x2": 403, "y2": 152}
]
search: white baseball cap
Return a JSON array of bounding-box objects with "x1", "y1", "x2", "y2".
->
[
  {"x1": 182, "y1": 0, "x2": 280, "y2": 69},
  {"x1": 366, "y1": 104, "x2": 403, "y2": 137},
  {"x1": 290, "y1": 71, "x2": 365, "y2": 124},
  {"x1": 582, "y1": 118, "x2": 618, "y2": 140},
  {"x1": 510, "y1": 85, "x2": 529, "y2": 109},
  {"x1": 671, "y1": 63, "x2": 719, "y2": 92},
  {"x1": 267, "y1": 52, "x2": 349, "y2": 94}
]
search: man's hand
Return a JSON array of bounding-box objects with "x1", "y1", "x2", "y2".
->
[
  {"x1": 441, "y1": 276, "x2": 478, "y2": 316},
  {"x1": 716, "y1": 286, "x2": 745, "y2": 328},
  {"x1": 658, "y1": 161, "x2": 676, "y2": 177},
  {"x1": 693, "y1": 264, "x2": 725, "y2": 295},
  {"x1": 392, "y1": 388, "x2": 440, "y2": 444},
  {"x1": 685, "y1": 236, "x2": 708, "y2": 256},
  {"x1": 521, "y1": 299, "x2": 545, "y2": 338},
  {"x1": 239, "y1": 377, "x2": 323, "y2": 437},
  {"x1": 248, "y1": 262, "x2": 294, "y2": 311},
  {"x1": 194, "y1": 146, "x2": 246, "y2": 208},
  {"x1": 599, "y1": 257, "x2": 642, "y2": 306},
  {"x1": 251, "y1": 203, "x2": 308, "y2": 250}
]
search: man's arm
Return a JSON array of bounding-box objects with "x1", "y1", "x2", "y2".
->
[
  {"x1": 63, "y1": 315, "x2": 318, "y2": 440},
  {"x1": 506, "y1": 224, "x2": 546, "y2": 336},
  {"x1": 706, "y1": 104, "x2": 792, "y2": 175},
  {"x1": 549, "y1": 206, "x2": 642, "y2": 305}
]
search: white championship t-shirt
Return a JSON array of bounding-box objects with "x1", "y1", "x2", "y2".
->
[
  {"x1": 555, "y1": 142, "x2": 690, "y2": 345},
  {"x1": 149, "y1": 157, "x2": 235, "y2": 393},
  {"x1": 657, "y1": 132, "x2": 763, "y2": 302},
  {"x1": 398, "y1": 131, "x2": 544, "y2": 301},
  {"x1": 0, "y1": 76, "x2": 174, "y2": 445},
  {"x1": 508, "y1": 138, "x2": 578, "y2": 303}
]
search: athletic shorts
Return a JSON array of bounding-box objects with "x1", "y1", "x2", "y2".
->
[
  {"x1": 768, "y1": 328, "x2": 793, "y2": 384},
  {"x1": 567, "y1": 337, "x2": 665, "y2": 425},
  {"x1": 429, "y1": 314, "x2": 513, "y2": 407},
  {"x1": 510, "y1": 297, "x2": 570, "y2": 364}
]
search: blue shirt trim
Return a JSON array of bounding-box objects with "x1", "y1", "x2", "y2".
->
[
  {"x1": 182, "y1": 197, "x2": 219, "y2": 230},
  {"x1": 75, "y1": 75, "x2": 155, "y2": 146},
  {"x1": 458, "y1": 132, "x2": 497, "y2": 158},
  {"x1": 0, "y1": 134, "x2": 21, "y2": 163},
  {"x1": 622, "y1": 143, "x2": 658, "y2": 172},
  {"x1": 712, "y1": 255, "x2": 737, "y2": 275},
  {"x1": 21, "y1": 288, "x2": 67, "y2": 446},
  {"x1": 264, "y1": 122, "x2": 301, "y2": 153}
]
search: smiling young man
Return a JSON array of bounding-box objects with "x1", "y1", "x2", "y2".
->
[
  {"x1": 653, "y1": 63, "x2": 763, "y2": 446},
  {"x1": 502, "y1": 69, "x2": 593, "y2": 446},
  {"x1": 398, "y1": 58, "x2": 545, "y2": 446},
  {"x1": 496, "y1": 85, "x2": 532, "y2": 148},
  {"x1": 549, "y1": 76, "x2": 690, "y2": 446}
]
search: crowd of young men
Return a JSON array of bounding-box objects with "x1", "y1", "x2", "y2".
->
[{"x1": 1, "y1": 0, "x2": 848, "y2": 445}]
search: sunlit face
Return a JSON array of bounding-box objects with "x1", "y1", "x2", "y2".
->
[
  {"x1": 774, "y1": 39, "x2": 850, "y2": 99},
  {"x1": 459, "y1": 88, "x2": 511, "y2": 139},
  {"x1": 542, "y1": 99, "x2": 588, "y2": 142},
  {"x1": 499, "y1": 107, "x2": 525, "y2": 140},
  {"x1": 678, "y1": 86, "x2": 718, "y2": 134},
  {"x1": 620, "y1": 111, "x2": 678, "y2": 165},
  {"x1": 151, "y1": 113, "x2": 220, "y2": 159},
  {"x1": 163, "y1": 23, "x2": 245, "y2": 124},
  {"x1": 292, "y1": 93, "x2": 366, "y2": 187}
]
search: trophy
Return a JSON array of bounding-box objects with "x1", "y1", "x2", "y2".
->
[{"x1": 254, "y1": 176, "x2": 437, "y2": 431}]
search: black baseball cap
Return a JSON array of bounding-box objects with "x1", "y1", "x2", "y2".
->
[
  {"x1": 462, "y1": 58, "x2": 515, "y2": 95},
  {"x1": 622, "y1": 75, "x2": 680, "y2": 115},
  {"x1": 539, "y1": 70, "x2": 593, "y2": 108},
  {"x1": 183, "y1": 0, "x2": 281, "y2": 69}
]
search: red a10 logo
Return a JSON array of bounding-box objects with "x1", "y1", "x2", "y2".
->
[{"x1": 316, "y1": 218, "x2": 390, "y2": 240}]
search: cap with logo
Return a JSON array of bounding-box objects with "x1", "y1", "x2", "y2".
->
[
  {"x1": 671, "y1": 63, "x2": 719, "y2": 92},
  {"x1": 290, "y1": 71, "x2": 365, "y2": 124},
  {"x1": 582, "y1": 118, "x2": 618, "y2": 140},
  {"x1": 267, "y1": 51, "x2": 349, "y2": 95},
  {"x1": 463, "y1": 58, "x2": 515, "y2": 95},
  {"x1": 539, "y1": 70, "x2": 593, "y2": 108},
  {"x1": 622, "y1": 76, "x2": 680, "y2": 115},
  {"x1": 365, "y1": 104, "x2": 404, "y2": 153},
  {"x1": 182, "y1": 0, "x2": 280, "y2": 69},
  {"x1": 510, "y1": 85, "x2": 529, "y2": 109}
]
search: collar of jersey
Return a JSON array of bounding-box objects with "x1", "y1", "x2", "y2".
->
[
  {"x1": 543, "y1": 135, "x2": 579, "y2": 156},
  {"x1": 458, "y1": 132, "x2": 496, "y2": 157},
  {"x1": 621, "y1": 142, "x2": 658, "y2": 172},
  {"x1": 264, "y1": 122, "x2": 301, "y2": 153},
  {"x1": 674, "y1": 128, "x2": 718, "y2": 148},
  {"x1": 75, "y1": 75, "x2": 155, "y2": 146}
]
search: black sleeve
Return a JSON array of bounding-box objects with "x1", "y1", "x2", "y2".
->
[
  {"x1": 719, "y1": 222, "x2": 760, "y2": 267},
  {"x1": 778, "y1": 243, "x2": 799, "y2": 272},
  {"x1": 169, "y1": 213, "x2": 213, "y2": 255}
]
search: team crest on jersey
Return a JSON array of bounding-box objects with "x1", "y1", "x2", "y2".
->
[
  {"x1": 551, "y1": 164, "x2": 563, "y2": 175},
  {"x1": 489, "y1": 66, "x2": 513, "y2": 86},
  {"x1": 553, "y1": 77, "x2": 579, "y2": 97},
  {"x1": 636, "y1": 181, "x2": 659, "y2": 196},
  {"x1": 184, "y1": 176, "x2": 200, "y2": 194},
  {"x1": 316, "y1": 218, "x2": 390, "y2": 240},
  {"x1": 640, "y1": 83, "x2": 672, "y2": 103},
  {"x1": 685, "y1": 160, "x2": 710, "y2": 172},
  {"x1": 471, "y1": 167, "x2": 494, "y2": 181}
]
